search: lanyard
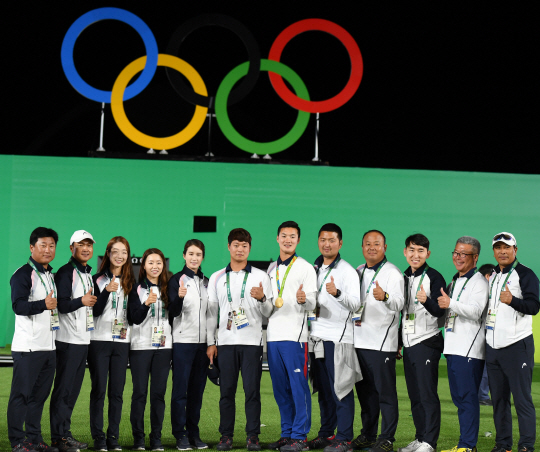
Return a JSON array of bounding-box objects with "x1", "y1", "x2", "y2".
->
[
  {"x1": 71, "y1": 261, "x2": 93, "y2": 294},
  {"x1": 276, "y1": 255, "x2": 297, "y2": 298},
  {"x1": 360, "y1": 258, "x2": 387, "y2": 294},
  {"x1": 111, "y1": 277, "x2": 127, "y2": 310},
  {"x1": 317, "y1": 257, "x2": 340, "y2": 293},
  {"x1": 489, "y1": 259, "x2": 518, "y2": 301},
  {"x1": 406, "y1": 265, "x2": 429, "y2": 306},
  {"x1": 147, "y1": 282, "x2": 166, "y2": 319},
  {"x1": 28, "y1": 260, "x2": 56, "y2": 297},
  {"x1": 226, "y1": 271, "x2": 249, "y2": 303},
  {"x1": 449, "y1": 269, "x2": 477, "y2": 302}
]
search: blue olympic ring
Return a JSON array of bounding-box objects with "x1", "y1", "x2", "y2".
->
[{"x1": 61, "y1": 7, "x2": 159, "y2": 103}]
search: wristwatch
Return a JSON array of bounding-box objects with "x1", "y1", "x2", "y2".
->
[
  {"x1": 383, "y1": 292, "x2": 389, "y2": 302},
  {"x1": 333, "y1": 289, "x2": 341, "y2": 298},
  {"x1": 258, "y1": 295, "x2": 266, "y2": 303}
]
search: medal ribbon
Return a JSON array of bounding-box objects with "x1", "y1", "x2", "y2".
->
[
  {"x1": 28, "y1": 260, "x2": 56, "y2": 298},
  {"x1": 276, "y1": 255, "x2": 298, "y2": 298},
  {"x1": 360, "y1": 258, "x2": 387, "y2": 294},
  {"x1": 226, "y1": 271, "x2": 249, "y2": 303}
]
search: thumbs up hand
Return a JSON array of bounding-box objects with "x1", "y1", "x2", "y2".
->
[
  {"x1": 500, "y1": 282, "x2": 513, "y2": 305},
  {"x1": 106, "y1": 275, "x2": 119, "y2": 293},
  {"x1": 82, "y1": 288, "x2": 97, "y2": 306},
  {"x1": 146, "y1": 289, "x2": 158, "y2": 306},
  {"x1": 417, "y1": 284, "x2": 427, "y2": 304},
  {"x1": 297, "y1": 284, "x2": 306, "y2": 304},
  {"x1": 178, "y1": 279, "x2": 188, "y2": 298},
  {"x1": 45, "y1": 290, "x2": 57, "y2": 310},
  {"x1": 373, "y1": 280, "x2": 386, "y2": 301},
  {"x1": 438, "y1": 287, "x2": 450, "y2": 309},
  {"x1": 250, "y1": 281, "x2": 265, "y2": 301},
  {"x1": 326, "y1": 275, "x2": 338, "y2": 296}
]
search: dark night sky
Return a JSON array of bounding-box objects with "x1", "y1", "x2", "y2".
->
[{"x1": 4, "y1": 2, "x2": 538, "y2": 173}]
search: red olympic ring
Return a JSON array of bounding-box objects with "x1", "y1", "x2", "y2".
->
[{"x1": 268, "y1": 18, "x2": 363, "y2": 113}]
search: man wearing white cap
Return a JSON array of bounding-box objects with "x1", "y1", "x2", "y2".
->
[
  {"x1": 485, "y1": 232, "x2": 538, "y2": 452},
  {"x1": 50, "y1": 230, "x2": 97, "y2": 451}
]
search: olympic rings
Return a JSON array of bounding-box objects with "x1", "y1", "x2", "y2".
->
[
  {"x1": 215, "y1": 59, "x2": 310, "y2": 155},
  {"x1": 111, "y1": 54, "x2": 208, "y2": 150},
  {"x1": 268, "y1": 18, "x2": 363, "y2": 113},
  {"x1": 61, "y1": 7, "x2": 158, "y2": 103},
  {"x1": 166, "y1": 14, "x2": 260, "y2": 108}
]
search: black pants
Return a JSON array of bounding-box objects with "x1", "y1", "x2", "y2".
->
[
  {"x1": 50, "y1": 341, "x2": 88, "y2": 441},
  {"x1": 88, "y1": 340, "x2": 129, "y2": 440},
  {"x1": 171, "y1": 342, "x2": 209, "y2": 440},
  {"x1": 486, "y1": 335, "x2": 536, "y2": 451},
  {"x1": 355, "y1": 348, "x2": 399, "y2": 442},
  {"x1": 218, "y1": 344, "x2": 263, "y2": 437},
  {"x1": 129, "y1": 348, "x2": 172, "y2": 443},
  {"x1": 8, "y1": 350, "x2": 56, "y2": 447},
  {"x1": 403, "y1": 341, "x2": 441, "y2": 448}
]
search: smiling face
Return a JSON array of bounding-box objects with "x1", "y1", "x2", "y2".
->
[
  {"x1": 404, "y1": 242, "x2": 431, "y2": 272},
  {"x1": 452, "y1": 242, "x2": 478, "y2": 276},
  {"x1": 70, "y1": 238, "x2": 94, "y2": 265},
  {"x1": 318, "y1": 231, "x2": 342, "y2": 263},
  {"x1": 30, "y1": 237, "x2": 57, "y2": 267},
  {"x1": 228, "y1": 240, "x2": 250, "y2": 265},
  {"x1": 277, "y1": 227, "x2": 300, "y2": 257},
  {"x1": 493, "y1": 242, "x2": 517, "y2": 269},
  {"x1": 144, "y1": 253, "x2": 164, "y2": 282},
  {"x1": 184, "y1": 245, "x2": 204, "y2": 272},
  {"x1": 362, "y1": 232, "x2": 387, "y2": 267},
  {"x1": 109, "y1": 241, "x2": 128, "y2": 270}
]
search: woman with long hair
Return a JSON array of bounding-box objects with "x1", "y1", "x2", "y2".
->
[
  {"x1": 90, "y1": 236, "x2": 136, "y2": 451},
  {"x1": 128, "y1": 248, "x2": 172, "y2": 451},
  {"x1": 168, "y1": 239, "x2": 210, "y2": 450}
]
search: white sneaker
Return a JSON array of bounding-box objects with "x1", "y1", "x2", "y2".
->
[
  {"x1": 415, "y1": 444, "x2": 435, "y2": 452},
  {"x1": 398, "y1": 440, "x2": 423, "y2": 452}
]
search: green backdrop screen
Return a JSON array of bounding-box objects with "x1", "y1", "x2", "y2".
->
[{"x1": 1, "y1": 155, "x2": 538, "y2": 361}]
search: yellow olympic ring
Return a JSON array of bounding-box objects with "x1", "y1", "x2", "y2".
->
[{"x1": 111, "y1": 54, "x2": 208, "y2": 150}]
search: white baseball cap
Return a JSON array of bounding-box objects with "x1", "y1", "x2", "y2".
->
[
  {"x1": 492, "y1": 232, "x2": 516, "y2": 247},
  {"x1": 70, "y1": 230, "x2": 96, "y2": 245}
]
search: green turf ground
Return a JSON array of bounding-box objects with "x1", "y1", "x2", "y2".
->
[{"x1": 0, "y1": 361, "x2": 538, "y2": 451}]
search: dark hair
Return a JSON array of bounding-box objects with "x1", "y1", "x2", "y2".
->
[
  {"x1": 139, "y1": 248, "x2": 169, "y2": 308},
  {"x1": 98, "y1": 236, "x2": 136, "y2": 295},
  {"x1": 183, "y1": 239, "x2": 206, "y2": 257},
  {"x1": 228, "y1": 228, "x2": 252, "y2": 245},
  {"x1": 479, "y1": 263, "x2": 496, "y2": 277},
  {"x1": 30, "y1": 227, "x2": 58, "y2": 246},
  {"x1": 362, "y1": 229, "x2": 386, "y2": 245},
  {"x1": 277, "y1": 221, "x2": 301, "y2": 238},
  {"x1": 318, "y1": 223, "x2": 342, "y2": 241},
  {"x1": 405, "y1": 233, "x2": 430, "y2": 250}
]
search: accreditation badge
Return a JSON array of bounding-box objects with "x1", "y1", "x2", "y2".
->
[
  {"x1": 445, "y1": 311, "x2": 457, "y2": 333},
  {"x1": 485, "y1": 308, "x2": 497, "y2": 330},
  {"x1": 307, "y1": 310, "x2": 316, "y2": 321},
  {"x1": 403, "y1": 313, "x2": 415, "y2": 334},
  {"x1": 226, "y1": 311, "x2": 233, "y2": 331},
  {"x1": 151, "y1": 324, "x2": 164, "y2": 347},
  {"x1": 112, "y1": 317, "x2": 124, "y2": 339},
  {"x1": 234, "y1": 306, "x2": 249, "y2": 330},
  {"x1": 352, "y1": 304, "x2": 365, "y2": 326},
  {"x1": 86, "y1": 307, "x2": 95, "y2": 331},
  {"x1": 50, "y1": 309, "x2": 60, "y2": 331}
]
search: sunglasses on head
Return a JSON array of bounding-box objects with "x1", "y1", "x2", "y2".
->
[{"x1": 493, "y1": 233, "x2": 513, "y2": 241}]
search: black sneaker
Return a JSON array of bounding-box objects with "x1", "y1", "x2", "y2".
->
[
  {"x1": 307, "y1": 437, "x2": 335, "y2": 450},
  {"x1": 368, "y1": 440, "x2": 393, "y2": 452},
  {"x1": 13, "y1": 444, "x2": 38, "y2": 452},
  {"x1": 94, "y1": 437, "x2": 107, "y2": 452},
  {"x1": 519, "y1": 448, "x2": 532, "y2": 452},
  {"x1": 216, "y1": 437, "x2": 233, "y2": 451},
  {"x1": 131, "y1": 440, "x2": 145, "y2": 451},
  {"x1": 176, "y1": 437, "x2": 192, "y2": 451},
  {"x1": 150, "y1": 441, "x2": 163, "y2": 452},
  {"x1": 27, "y1": 442, "x2": 59, "y2": 452},
  {"x1": 281, "y1": 440, "x2": 308, "y2": 452},
  {"x1": 107, "y1": 437, "x2": 122, "y2": 451},
  {"x1": 268, "y1": 438, "x2": 292, "y2": 451},
  {"x1": 247, "y1": 436, "x2": 261, "y2": 451},
  {"x1": 51, "y1": 438, "x2": 84, "y2": 452},
  {"x1": 66, "y1": 437, "x2": 88, "y2": 450},
  {"x1": 324, "y1": 441, "x2": 353, "y2": 452},
  {"x1": 490, "y1": 446, "x2": 511, "y2": 452},
  {"x1": 352, "y1": 436, "x2": 376, "y2": 451},
  {"x1": 188, "y1": 438, "x2": 208, "y2": 450},
  {"x1": 480, "y1": 399, "x2": 493, "y2": 406}
]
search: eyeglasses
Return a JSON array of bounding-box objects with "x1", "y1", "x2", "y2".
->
[
  {"x1": 493, "y1": 234, "x2": 512, "y2": 241},
  {"x1": 452, "y1": 251, "x2": 476, "y2": 259}
]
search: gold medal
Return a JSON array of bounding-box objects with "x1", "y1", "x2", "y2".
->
[{"x1": 275, "y1": 297, "x2": 284, "y2": 308}]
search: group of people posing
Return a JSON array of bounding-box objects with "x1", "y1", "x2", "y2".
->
[{"x1": 7, "y1": 222, "x2": 538, "y2": 452}]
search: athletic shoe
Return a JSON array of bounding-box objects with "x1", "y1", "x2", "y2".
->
[
  {"x1": 52, "y1": 438, "x2": 85, "y2": 452},
  {"x1": 368, "y1": 439, "x2": 393, "y2": 452},
  {"x1": 26, "y1": 442, "x2": 59, "y2": 452},
  {"x1": 352, "y1": 435, "x2": 376, "y2": 451},
  {"x1": 189, "y1": 438, "x2": 208, "y2": 450},
  {"x1": 307, "y1": 437, "x2": 335, "y2": 450},
  {"x1": 66, "y1": 437, "x2": 88, "y2": 450},
  {"x1": 397, "y1": 440, "x2": 423, "y2": 452},
  {"x1": 480, "y1": 399, "x2": 493, "y2": 406},
  {"x1": 442, "y1": 448, "x2": 477, "y2": 452},
  {"x1": 268, "y1": 438, "x2": 292, "y2": 451},
  {"x1": 281, "y1": 439, "x2": 308, "y2": 452},
  {"x1": 150, "y1": 442, "x2": 164, "y2": 452},
  {"x1": 107, "y1": 437, "x2": 122, "y2": 451},
  {"x1": 131, "y1": 441, "x2": 146, "y2": 451},
  {"x1": 247, "y1": 436, "x2": 261, "y2": 451},
  {"x1": 176, "y1": 437, "x2": 193, "y2": 451},
  {"x1": 323, "y1": 440, "x2": 352, "y2": 452},
  {"x1": 93, "y1": 437, "x2": 108, "y2": 452},
  {"x1": 414, "y1": 444, "x2": 434, "y2": 452},
  {"x1": 216, "y1": 437, "x2": 233, "y2": 451},
  {"x1": 518, "y1": 448, "x2": 530, "y2": 452},
  {"x1": 12, "y1": 444, "x2": 37, "y2": 452},
  {"x1": 490, "y1": 446, "x2": 511, "y2": 452}
]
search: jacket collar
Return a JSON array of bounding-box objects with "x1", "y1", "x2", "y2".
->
[
  {"x1": 452, "y1": 266, "x2": 477, "y2": 280},
  {"x1": 225, "y1": 263, "x2": 252, "y2": 273},
  {"x1": 494, "y1": 259, "x2": 517, "y2": 275},
  {"x1": 277, "y1": 253, "x2": 297, "y2": 266},
  {"x1": 29, "y1": 256, "x2": 53, "y2": 273},
  {"x1": 404, "y1": 262, "x2": 428, "y2": 277},
  {"x1": 313, "y1": 253, "x2": 341, "y2": 271},
  {"x1": 180, "y1": 265, "x2": 204, "y2": 279},
  {"x1": 366, "y1": 257, "x2": 386, "y2": 271},
  {"x1": 70, "y1": 256, "x2": 92, "y2": 273}
]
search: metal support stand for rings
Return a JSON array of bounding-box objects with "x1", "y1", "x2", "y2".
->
[
  {"x1": 96, "y1": 103, "x2": 106, "y2": 152},
  {"x1": 312, "y1": 112, "x2": 320, "y2": 162}
]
